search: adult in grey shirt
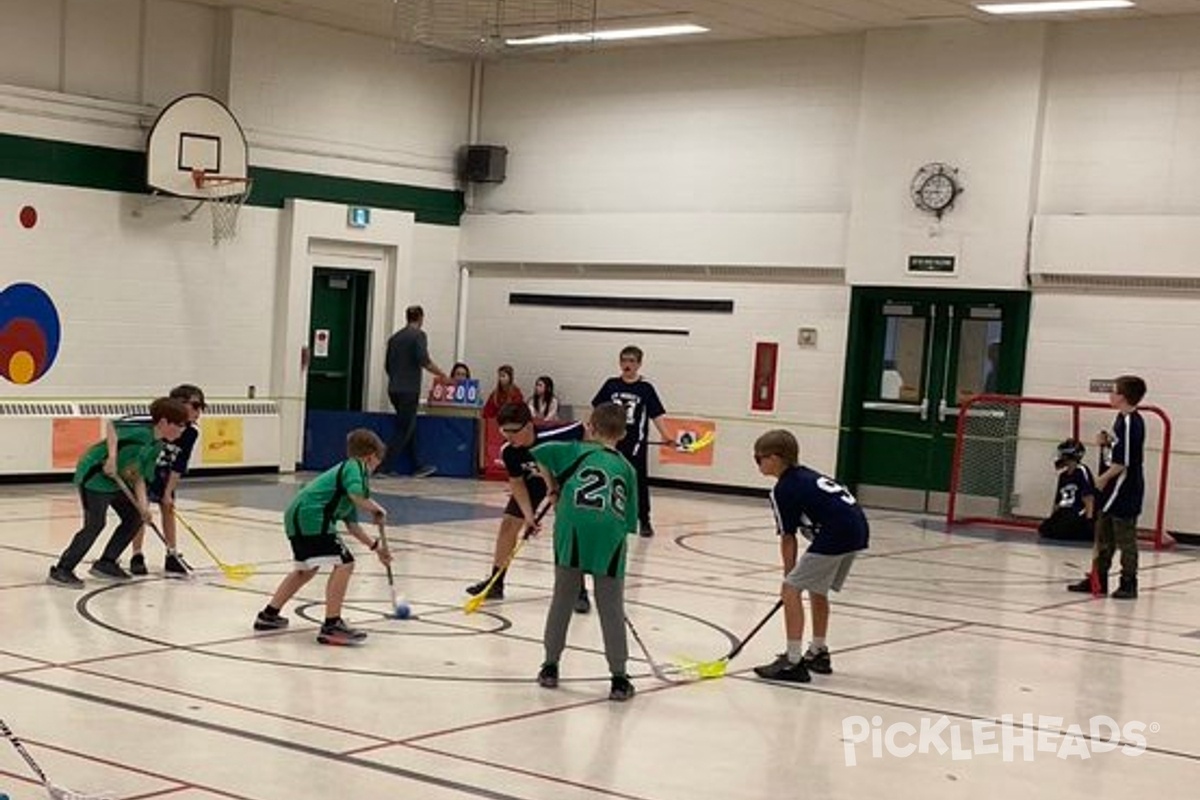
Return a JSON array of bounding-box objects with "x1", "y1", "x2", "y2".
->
[{"x1": 385, "y1": 305, "x2": 446, "y2": 476}]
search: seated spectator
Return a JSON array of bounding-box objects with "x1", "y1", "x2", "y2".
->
[
  {"x1": 451, "y1": 362, "x2": 472, "y2": 381},
  {"x1": 1038, "y1": 438, "x2": 1095, "y2": 542},
  {"x1": 528, "y1": 375, "x2": 561, "y2": 424},
  {"x1": 483, "y1": 365, "x2": 524, "y2": 419}
]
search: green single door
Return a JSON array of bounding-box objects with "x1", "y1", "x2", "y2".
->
[
  {"x1": 837, "y1": 287, "x2": 1030, "y2": 512},
  {"x1": 305, "y1": 269, "x2": 370, "y2": 412}
]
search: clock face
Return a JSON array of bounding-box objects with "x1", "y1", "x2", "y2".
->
[
  {"x1": 911, "y1": 163, "x2": 961, "y2": 218},
  {"x1": 919, "y1": 173, "x2": 956, "y2": 210}
]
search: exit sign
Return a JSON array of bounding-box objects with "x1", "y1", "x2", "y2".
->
[
  {"x1": 347, "y1": 206, "x2": 371, "y2": 228},
  {"x1": 908, "y1": 254, "x2": 956, "y2": 274}
]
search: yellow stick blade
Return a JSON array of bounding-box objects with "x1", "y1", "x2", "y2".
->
[
  {"x1": 463, "y1": 594, "x2": 485, "y2": 615},
  {"x1": 221, "y1": 563, "x2": 256, "y2": 582}
]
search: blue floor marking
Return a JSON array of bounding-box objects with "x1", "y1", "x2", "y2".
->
[{"x1": 183, "y1": 482, "x2": 503, "y2": 526}]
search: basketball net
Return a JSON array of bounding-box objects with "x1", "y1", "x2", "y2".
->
[{"x1": 191, "y1": 169, "x2": 252, "y2": 244}]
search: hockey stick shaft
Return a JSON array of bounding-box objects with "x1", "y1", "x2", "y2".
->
[
  {"x1": 1, "y1": 718, "x2": 51, "y2": 785},
  {"x1": 624, "y1": 614, "x2": 674, "y2": 683},
  {"x1": 725, "y1": 598, "x2": 784, "y2": 662},
  {"x1": 111, "y1": 474, "x2": 170, "y2": 548},
  {"x1": 463, "y1": 500, "x2": 551, "y2": 614}
]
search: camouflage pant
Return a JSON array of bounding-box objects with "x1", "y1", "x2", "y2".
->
[{"x1": 1094, "y1": 514, "x2": 1138, "y2": 578}]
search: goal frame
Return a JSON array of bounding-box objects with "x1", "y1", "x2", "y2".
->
[{"x1": 946, "y1": 393, "x2": 1174, "y2": 549}]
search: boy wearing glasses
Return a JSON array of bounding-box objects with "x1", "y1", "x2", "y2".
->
[
  {"x1": 128, "y1": 384, "x2": 207, "y2": 576},
  {"x1": 752, "y1": 430, "x2": 869, "y2": 683},
  {"x1": 465, "y1": 402, "x2": 593, "y2": 611}
]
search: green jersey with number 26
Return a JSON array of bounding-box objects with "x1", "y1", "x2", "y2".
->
[{"x1": 533, "y1": 441, "x2": 639, "y2": 578}]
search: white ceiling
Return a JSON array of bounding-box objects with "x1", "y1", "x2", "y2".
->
[{"x1": 177, "y1": 0, "x2": 1200, "y2": 56}]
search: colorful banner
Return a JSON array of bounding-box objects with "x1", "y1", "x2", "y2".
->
[
  {"x1": 658, "y1": 418, "x2": 716, "y2": 467},
  {"x1": 201, "y1": 417, "x2": 243, "y2": 464},
  {"x1": 52, "y1": 417, "x2": 102, "y2": 469}
]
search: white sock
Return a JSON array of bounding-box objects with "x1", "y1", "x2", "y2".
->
[
  {"x1": 786, "y1": 640, "x2": 805, "y2": 664},
  {"x1": 811, "y1": 637, "x2": 827, "y2": 653}
]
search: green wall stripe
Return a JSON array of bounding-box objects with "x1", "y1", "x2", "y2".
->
[{"x1": 0, "y1": 132, "x2": 463, "y2": 226}]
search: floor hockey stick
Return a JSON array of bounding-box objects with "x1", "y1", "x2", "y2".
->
[
  {"x1": 172, "y1": 509, "x2": 255, "y2": 581},
  {"x1": 111, "y1": 474, "x2": 193, "y2": 573},
  {"x1": 678, "y1": 598, "x2": 784, "y2": 679},
  {"x1": 625, "y1": 614, "x2": 684, "y2": 684},
  {"x1": 0, "y1": 718, "x2": 114, "y2": 800},
  {"x1": 377, "y1": 520, "x2": 412, "y2": 620},
  {"x1": 463, "y1": 501, "x2": 552, "y2": 615}
]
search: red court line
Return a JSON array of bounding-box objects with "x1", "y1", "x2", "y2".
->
[
  {"x1": 67, "y1": 665, "x2": 392, "y2": 745},
  {"x1": 402, "y1": 740, "x2": 659, "y2": 800},
  {"x1": 121, "y1": 785, "x2": 194, "y2": 800}
]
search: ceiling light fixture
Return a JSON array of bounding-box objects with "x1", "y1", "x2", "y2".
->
[
  {"x1": 976, "y1": 1, "x2": 1134, "y2": 14},
  {"x1": 506, "y1": 23, "x2": 708, "y2": 47}
]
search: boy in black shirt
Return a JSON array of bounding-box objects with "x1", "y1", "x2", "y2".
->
[
  {"x1": 1038, "y1": 438, "x2": 1095, "y2": 542},
  {"x1": 592, "y1": 346, "x2": 673, "y2": 537}
]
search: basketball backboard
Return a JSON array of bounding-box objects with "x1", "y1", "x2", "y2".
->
[{"x1": 146, "y1": 94, "x2": 249, "y2": 199}]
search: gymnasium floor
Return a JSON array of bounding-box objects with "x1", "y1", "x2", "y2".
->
[{"x1": 2, "y1": 474, "x2": 1198, "y2": 800}]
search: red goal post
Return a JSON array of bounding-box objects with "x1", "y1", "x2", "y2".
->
[{"x1": 946, "y1": 394, "x2": 1173, "y2": 549}]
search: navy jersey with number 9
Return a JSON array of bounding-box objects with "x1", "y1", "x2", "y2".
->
[{"x1": 770, "y1": 466, "x2": 869, "y2": 555}]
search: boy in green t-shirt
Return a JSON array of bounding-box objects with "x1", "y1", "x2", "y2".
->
[
  {"x1": 48, "y1": 397, "x2": 190, "y2": 588},
  {"x1": 253, "y1": 429, "x2": 392, "y2": 646},
  {"x1": 532, "y1": 402, "x2": 640, "y2": 701}
]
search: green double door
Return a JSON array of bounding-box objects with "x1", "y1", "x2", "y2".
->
[
  {"x1": 837, "y1": 287, "x2": 1030, "y2": 512},
  {"x1": 305, "y1": 268, "x2": 371, "y2": 413}
]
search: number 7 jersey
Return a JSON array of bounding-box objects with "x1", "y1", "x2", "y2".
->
[
  {"x1": 533, "y1": 441, "x2": 640, "y2": 578},
  {"x1": 770, "y1": 466, "x2": 870, "y2": 555}
]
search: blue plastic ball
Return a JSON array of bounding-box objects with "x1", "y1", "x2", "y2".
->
[{"x1": 394, "y1": 602, "x2": 411, "y2": 620}]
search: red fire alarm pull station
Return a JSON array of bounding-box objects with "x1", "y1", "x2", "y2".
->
[{"x1": 751, "y1": 341, "x2": 779, "y2": 412}]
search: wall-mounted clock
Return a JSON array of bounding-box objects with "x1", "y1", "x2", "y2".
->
[{"x1": 911, "y1": 162, "x2": 963, "y2": 219}]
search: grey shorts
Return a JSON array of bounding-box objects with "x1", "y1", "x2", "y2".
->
[{"x1": 784, "y1": 551, "x2": 858, "y2": 594}]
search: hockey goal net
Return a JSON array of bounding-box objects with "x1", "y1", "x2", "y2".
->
[{"x1": 946, "y1": 394, "x2": 1174, "y2": 549}]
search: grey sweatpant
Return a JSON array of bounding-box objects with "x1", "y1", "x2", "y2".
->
[{"x1": 543, "y1": 566, "x2": 628, "y2": 676}]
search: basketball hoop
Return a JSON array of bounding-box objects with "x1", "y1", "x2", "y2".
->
[{"x1": 191, "y1": 168, "x2": 252, "y2": 244}]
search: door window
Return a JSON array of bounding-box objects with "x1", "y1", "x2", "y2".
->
[
  {"x1": 879, "y1": 308, "x2": 925, "y2": 403},
  {"x1": 953, "y1": 312, "x2": 1003, "y2": 404}
]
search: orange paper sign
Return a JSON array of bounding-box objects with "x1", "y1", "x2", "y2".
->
[
  {"x1": 657, "y1": 418, "x2": 715, "y2": 467},
  {"x1": 52, "y1": 417, "x2": 102, "y2": 469}
]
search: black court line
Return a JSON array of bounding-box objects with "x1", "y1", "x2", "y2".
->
[{"x1": 1, "y1": 673, "x2": 542, "y2": 800}]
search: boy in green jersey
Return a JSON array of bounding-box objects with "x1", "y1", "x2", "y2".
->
[
  {"x1": 253, "y1": 429, "x2": 393, "y2": 645},
  {"x1": 48, "y1": 397, "x2": 189, "y2": 588},
  {"x1": 532, "y1": 402, "x2": 640, "y2": 701}
]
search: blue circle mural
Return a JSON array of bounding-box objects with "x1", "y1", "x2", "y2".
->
[{"x1": 0, "y1": 283, "x2": 62, "y2": 385}]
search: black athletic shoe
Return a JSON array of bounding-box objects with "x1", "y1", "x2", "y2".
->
[
  {"x1": 574, "y1": 588, "x2": 591, "y2": 614},
  {"x1": 609, "y1": 675, "x2": 636, "y2": 702},
  {"x1": 47, "y1": 565, "x2": 85, "y2": 589},
  {"x1": 89, "y1": 559, "x2": 131, "y2": 581},
  {"x1": 254, "y1": 610, "x2": 290, "y2": 631},
  {"x1": 639, "y1": 520, "x2": 655, "y2": 538},
  {"x1": 754, "y1": 654, "x2": 812, "y2": 683},
  {"x1": 1068, "y1": 575, "x2": 1106, "y2": 594},
  {"x1": 129, "y1": 553, "x2": 148, "y2": 576},
  {"x1": 802, "y1": 648, "x2": 832, "y2": 675},
  {"x1": 537, "y1": 663, "x2": 559, "y2": 689},
  {"x1": 1112, "y1": 576, "x2": 1138, "y2": 600},
  {"x1": 164, "y1": 553, "x2": 190, "y2": 576},
  {"x1": 317, "y1": 618, "x2": 368, "y2": 646},
  {"x1": 466, "y1": 577, "x2": 504, "y2": 599}
]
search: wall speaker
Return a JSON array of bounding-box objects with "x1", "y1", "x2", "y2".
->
[{"x1": 458, "y1": 144, "x2": 507, "y2": 183}]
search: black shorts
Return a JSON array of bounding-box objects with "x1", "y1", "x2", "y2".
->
[
  {"x1": 1039, "y1": 509, "x2": 1094, "y2": 542},
  {"x1": 504, "y1": 479, "x2": 548, "y2": 519},
  {"x1": 288, "y1": 534, "x2": 355, "y2": 569}
]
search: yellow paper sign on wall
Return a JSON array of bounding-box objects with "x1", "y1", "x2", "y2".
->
[{"x1": 201, "y1": 417, "x2": 243, "y2": 464}]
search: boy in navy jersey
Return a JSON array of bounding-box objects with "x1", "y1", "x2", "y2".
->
[
  {"x1": 751, "y1": 430, "x2": 869, "y2": 683},
  {"x1": 465, "y1": 402, "x2": 593, "y2": 612},
  {"x1": 591, "y1": 346, "x2": 674, "y2": 537},
  {"x1": 1068, "y1": 375, "x2": 1147, "y2": 599},
  {"x1": 1038, "y1": 438, "x2": 1095, "y2": 542},
  {"x1": 128, "y1": 384, "x2": 206, "y2": 576}
]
